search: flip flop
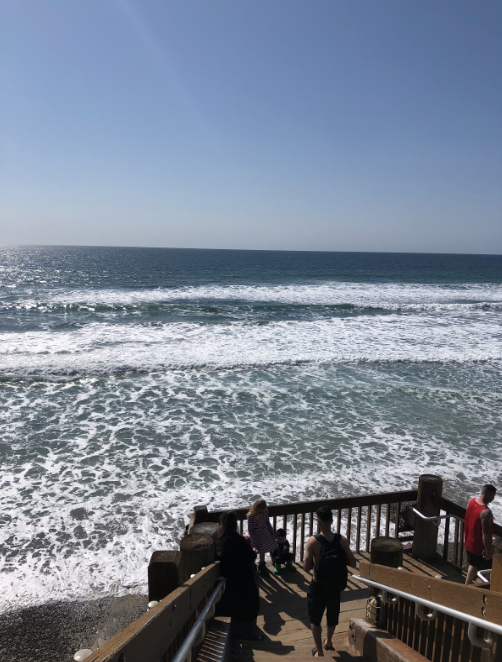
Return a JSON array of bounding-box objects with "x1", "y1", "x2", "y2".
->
[
  {"x1": 324, "y1": 644, "x2": 335, "y2": 650},
  {"x1": 311, "y1": 648, "x2": 317, "y2": 657}
]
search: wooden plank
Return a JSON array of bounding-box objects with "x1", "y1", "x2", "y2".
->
[
  {"x1": 425, "y1": 618, "x2": 435, "y2": 660},
  {"x1": 453, "y1": 518, "x2": 460, "y2": 567},
  {"x1": 396, "y1": 593, "x2": 405, "y2": 640},
  {"x1": 359, "y1": 560, "x2": 502, "y2": 625},
  {"x1": 347, "y1": 508, "x2": 352, "y2": 544},
  {"x1": 404, "y1": 598, "x2": 414, "y2": 649},
  {"x1": 385, "y1": 503, "x2": 391, "y2": 537},
  {"x1": 376, "y1": 503, "x2": 382, "y2": 538},
  {"x1": 204, "y1": 489, "x2": 419, "y2": 522},
  {"x1": 337, "y1": 508, "x2": 341, "y2": 535},
  {"x1": 356, "y1": 506, "x2": 362, "y2": 553},
  {"x1": 459, "y1": 521, "x2": 465, "y2": 568},
  {"x1": 395, "y1": 501, "x2": 401, "y2": 539},
  {"x1": 309, "y1": 512, "x2": 313, "y2": 537},
  {"x1": 300, "y1": 513, "x2": 305, "y2": 562},
  {"x1": 365, "y1": 505, "x2": 372, "y2": 553},
  {"x1": 185, "y1": 563, "x2": 220, "y2": 610},
  {"x1": 449, "y1": 616, "x2": 463, "y2": 662},
  {"x1": 431, "y1": 612, "x2": 446, "y2": 662},
  {"x1": 443, "y1": 515, "x2": 450, "y2": 562},
  {"x1": 292, "y1": 513, "x2": 298, "y2": 560}
]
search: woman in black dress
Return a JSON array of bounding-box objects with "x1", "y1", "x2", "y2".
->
[{"x1": 216, "y1": 511, "x2": 263, "y2": 640}]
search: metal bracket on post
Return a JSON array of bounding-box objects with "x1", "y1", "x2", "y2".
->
[
  {"x1": 477, "y1": 569, "x2": 492, "y2": 584},
  {"x1": 381, "y1": 590, "x2": 399, "y2": 605},
  {"x1": 415, "y1": 602, "x2": 438, "y2": 621},
  {"x1": 467, "y1": 622, "x2": 493, "y2": 653}
]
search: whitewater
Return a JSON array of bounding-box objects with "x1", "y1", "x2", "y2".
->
[{"x1": 1, "y1": 246, "x2": 501, "y2": 613}]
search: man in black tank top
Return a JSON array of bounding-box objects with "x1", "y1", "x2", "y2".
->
[{"x1": 304, "y1": 506, "x2": 357, "y2": 657}]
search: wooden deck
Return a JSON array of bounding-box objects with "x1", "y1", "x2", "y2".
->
[{"x1": 231, "y1": 550, "x2": 465, "y2": 661}]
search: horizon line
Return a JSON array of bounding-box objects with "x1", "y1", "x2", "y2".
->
[{"x1": 1, "y1": 243, "x2": 502, "y2": 258}]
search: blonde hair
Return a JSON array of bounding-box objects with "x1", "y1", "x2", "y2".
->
[{"x1": 247, "y1": 498, "x2": 267, "y2": 518}]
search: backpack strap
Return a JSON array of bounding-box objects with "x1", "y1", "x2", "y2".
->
[{"x1": 314, "y1": 533, "x2": 342, "y2": 547}]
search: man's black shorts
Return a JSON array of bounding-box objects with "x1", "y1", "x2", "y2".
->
[
  {"x1": 307, "y1": 580, "x2": 341, "y2": 627},
  {"x1": 466, "y1": 549, "x2": 492, "y2": 571}
]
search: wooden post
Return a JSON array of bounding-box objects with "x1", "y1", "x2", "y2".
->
[
  {"x1": 192, "y1": 521, "x2": 219, "y2": 541},
  {"x1": 188, "y1": 505, "x2": 209, "y2": 533},
  {"x1": 412, "y1": 474, "x2": 443, "y2": 561},
  {"x1": 148, "y1": 550, "x2": 181, "y2": 602},
  {"x1": 179, "y1": 533, "x2": 215, "y2": 583},
  {"x1": 369, "y1": 536, "x2": 404, "y2": 612},
  {"x1": 371, "y1": 536, "x2": 404, "y2": 567},
  {"x1": 491, "y1": 538, "x2": 502, "y2": 593}
]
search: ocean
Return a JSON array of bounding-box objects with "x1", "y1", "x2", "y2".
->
[{"x1": 1, "y1": 246, "x2": 501, "y2": 613}]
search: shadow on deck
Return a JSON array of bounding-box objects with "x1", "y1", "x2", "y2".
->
[{"x1": 231, "y1": 549, "x2": 466, "y2": 661}]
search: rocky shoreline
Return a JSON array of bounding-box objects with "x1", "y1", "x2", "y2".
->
[{"x1": 0, "y1": 593, "x2": 148, "y2": 662}]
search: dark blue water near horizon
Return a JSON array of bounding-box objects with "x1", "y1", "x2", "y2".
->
[{"x1": 2, "y1": 245, "x2": 502, "y2": 289}]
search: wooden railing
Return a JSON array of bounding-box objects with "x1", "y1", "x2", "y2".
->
[
  {"x1": 84, "y1": 564, "x2": 221, "y2": 662},
  {"x1": 202, "y1": 489, "x2": 418, "y2": 561},
  {"x1": 360, "y1": 560, "x2": 502, "y2": 662},
  {"x1": 439, "y1": 496, "x2": 502, "y2": 571}
]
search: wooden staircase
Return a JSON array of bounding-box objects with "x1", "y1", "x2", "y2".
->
[{"x1": 230, "y1": 551, "x2": 461, "y2": 662}]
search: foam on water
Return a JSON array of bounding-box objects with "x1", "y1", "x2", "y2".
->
[
  {"x1": 1, "y1": 252, "x2": 502, "y2": 614},
  {"x1": 1, "y1": 363, "x2": 502, "y2": 612},
  {"x1": 0, "y1": 311, "x2": 501, "y2": 376},
  {"x1": 3, "y1": 280, "x2": 502, "y2": 310}
]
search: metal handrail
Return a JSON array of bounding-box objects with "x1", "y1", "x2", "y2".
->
[
  {"x1": 412, "y1": 507, "x2": 464, "y2": 523},
  {"x1": 172, "y1": 577, "x2": 226, "y2": 662},
  {"x1": 477, "y1": 569, "x2": 492, "y2": 583},
  {"x1": 352, "y1": 574, "x2": 502, "y2": 636}
]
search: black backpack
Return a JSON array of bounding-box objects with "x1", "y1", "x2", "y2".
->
[{"x1": 314, "y1": 533, "x2": 348, "y2": 592}]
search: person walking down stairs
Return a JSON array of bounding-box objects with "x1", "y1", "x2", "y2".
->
[{"x1": 304, "y1": 506, "x2": 357, "y2": 657}]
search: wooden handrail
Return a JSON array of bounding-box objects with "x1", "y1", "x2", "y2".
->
[
  {"x1": 84, "y1": 563, "x2": 220, "y2": 662},
  {"x1": 203, "y1": 489, "x2": 418, "y2": 522},
  {"x1": 359, "y1": 560, "x2": 502, "y2": 624}
]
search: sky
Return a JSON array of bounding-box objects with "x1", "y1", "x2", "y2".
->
[{"x1": 1, "y1": 0, "x2": 501, "y2": 254}]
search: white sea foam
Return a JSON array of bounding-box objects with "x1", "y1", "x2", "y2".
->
[
  {"x1": 1, "y1": 280, "x2": 502, "y2": 314},
  {"x1": 0, "y1": 310, "x2": 501, "y2": 376},
  {"x1": 1, "y1": 364, "x2": 502, "y2": 612},
  {"x1": 1, "y1": 276, "x2": 501, "y2": 613}
]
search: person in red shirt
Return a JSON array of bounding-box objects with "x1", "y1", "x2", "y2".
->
[{"x1": 464, "y1": 484, "x2": 497, "y2": 585}]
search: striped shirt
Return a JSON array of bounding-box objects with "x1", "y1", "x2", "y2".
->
[{"x1": 247, "y1": 513, "x2": 279, "y2": 554}]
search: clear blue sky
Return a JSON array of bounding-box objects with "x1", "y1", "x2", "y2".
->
[{"x1": 1, "y1": 1, "x2": 501, "y2": 253}]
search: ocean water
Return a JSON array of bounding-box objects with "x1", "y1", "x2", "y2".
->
[{"x1": 1, "y1": 246, "x2": 501, "y2": 612}]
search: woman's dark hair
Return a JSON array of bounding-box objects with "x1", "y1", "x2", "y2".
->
[{"x1": 217, "y1": 511, "x2": 239, "y2": 555}]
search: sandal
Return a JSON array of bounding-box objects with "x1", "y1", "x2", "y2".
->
[
  {"x1": 324, "y1": 643, "x2": 335, "y2": 650},
  {"x1": 311, "y1": 648, "x2": 317, "y2": 657}
]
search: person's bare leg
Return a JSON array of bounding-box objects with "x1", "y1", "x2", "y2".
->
[
  {"x1": 324, "y1": 624, "x2": 336, "y2": 648},
  {"x1": 311, "y1": 624, "x2": 324, "y2": 656},
  {"x1": 465, "y1": 565, "x2": 478, "y2": 585}
]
